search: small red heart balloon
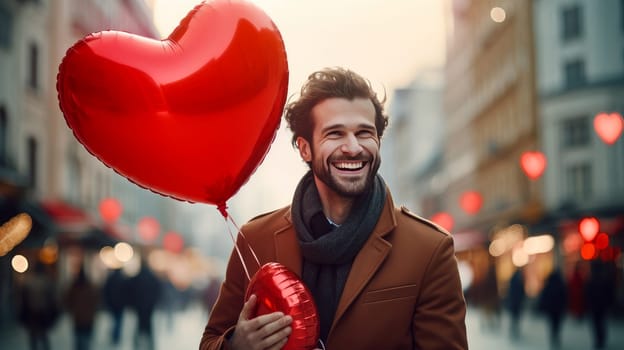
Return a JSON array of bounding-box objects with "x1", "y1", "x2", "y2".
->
[
  {"x1": 99, "y1": 197, "x2": 123, "y2": 224},
  {"x1": 579, "y1": 217, "x2": 600, "y2": 242},
  {"x1": 246, "y1": 262, "x2": 319, "y2": 350},
  {"x1": 430, "y1": 212, "x2": 454, "y2": 232},
  {"x1": 459, "y1": 190, "x2": 483, "y2": 215},
  {"x1": 594, "y1": 112, "x2": 623, "y2": 145},
  {"x1": 57, "y1": 0, "x2": 289, "y2": 206},
  {"x1": 520, "y1": 151, "x2": 547, "y2": 180}
]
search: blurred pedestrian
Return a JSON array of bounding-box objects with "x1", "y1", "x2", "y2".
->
[
  {"x1": 64, "y1": 265, "x2": 100, "y2": 350},
  {"x1": 567, "y1": 261, "x2": 586, "y2": 320},
  {"x1": 128, "y1": 258, "x2": 162, "y2": 350},
  {"x1": 506, "y1": 268, "x2": 526, "y2": 340},
  {"x1": 202, "y1": 275, "x2": 221, "y2": 316},
  {"x1": 479, "y1": 263, "x2": 501, "y2": 330},
  {"x1": 538, "y1": 268, "x2": 567, "y2": 349},
  {"x1": 103, "y1": 268, "x2": 128, "y2": 346},
  {"x1": 585, "y1": 260, "x2": 616, "y2": 349},
  {"x1": 18, "y1": 261, "x2": 60, "y2": 350}
]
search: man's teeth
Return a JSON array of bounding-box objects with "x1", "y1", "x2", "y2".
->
[{"x1": 335, "y1": 162, "x2": 364, "y2": 170}]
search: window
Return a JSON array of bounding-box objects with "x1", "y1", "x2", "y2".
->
[
  {"x1": 566, "y1": 163, "x2": 592, "y2": 201},
  {"x1": 0, "y1": 106, "x2": 6, "y2": 165},
  {"x1": 27, "y1": 137, "x2": 37, "y2": 187},
  {"x1": 0, "y1": 7, "x2": 11, "y2": 48},
  {"x1": 561, "y1": 5, "x2": 582, "y2": 41},
  {"x1": 561, "y1": 116, "x2": 589, "y2": 148},
  {"x1": 564, "y1": 59, "x2": 586, "y2": 89},
  {"x1": 28, "y1": 42, "x2": 39, "y2": 90},
  {"x1": 621, "y1": 0, "x2": 624, "y2": 31}
]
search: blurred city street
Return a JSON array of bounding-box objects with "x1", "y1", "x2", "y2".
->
[
  {"x1": 2, "y1": 0, "x2": 624, "y2": 349},
  {"x1": 0, "y1": 302, "x2": 210, "y2": 350},
  {"x1": 2, "y1": 305, "x2": 624, "y2": 349}
]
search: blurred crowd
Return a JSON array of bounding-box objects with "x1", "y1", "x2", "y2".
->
[
  {"x1": 12, "y1": 257, "x2": 221, "y2": 350},
  {"x1": 466, "y1": 259, "x2": 619, "y2": 349}
]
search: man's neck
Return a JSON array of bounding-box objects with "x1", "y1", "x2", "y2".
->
[{"x1": 313, "y1": 177, "x2": 353, "y2": 225}]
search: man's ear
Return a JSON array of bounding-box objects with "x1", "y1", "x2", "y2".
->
[{"x1": 296, "y1": 137, "x2": 312, "y2": 162}]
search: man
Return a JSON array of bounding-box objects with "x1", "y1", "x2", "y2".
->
[{"x1": 200, "y1": 67, "x2": 467, "y2": 350}]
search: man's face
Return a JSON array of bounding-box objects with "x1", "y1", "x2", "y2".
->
[{"x1": 297, "y1": 97, "x2": 380, "y2": 197}]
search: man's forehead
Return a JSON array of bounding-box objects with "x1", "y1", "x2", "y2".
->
[{"x1": 311, "y1": 97, "x2": 375, "y2": 123}]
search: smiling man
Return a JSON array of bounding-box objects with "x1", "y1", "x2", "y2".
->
[{"x1": 200, "y1": 67, "x2": 468, "y2": 350}]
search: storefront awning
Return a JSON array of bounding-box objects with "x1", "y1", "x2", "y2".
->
[{"x1": 39, "y1": 200, "x2": 93, "y2": 234}]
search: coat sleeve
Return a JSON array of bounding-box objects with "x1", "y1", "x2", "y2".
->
[
  {"x1": 412, "y1": 234, "x2": 468, "y2": 349},
  {"x1": 199, "y1": 235, "x2": 250, "y2": 350}
]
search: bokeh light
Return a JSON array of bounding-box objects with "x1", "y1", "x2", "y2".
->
[
  {"x1": 490, "y1": 7, "x2": 506, "y2": 23},
  {"x1": 99, "y1": 197, "x2": 123, "y2": 223},
  {"x1": 137, "y1": 216, "x2": 160, "y2": 242},
  {"x1": 595, "y1": 233, "x2": 609, "y2": 250},
  {"x1": 430, "y1": 212, "x2": 454, "y2": 232},
  {"x1": 579, "y1": 217, "x2": 600, "y2": 242},
  {"x1": 114, "y1": 242, "x2": 134, "y2": 262},
  {"x1": 99, "y1": 246, "x2": 123, "y2": 269},
  {"x1": 459, "y1": 191, "x2": 483, "y2": 215},
  {"x1": 163, "y1": 231, "x2": 184, "y2": 254},
  {"x1": 11, "y1": 255, "x2": 28, "y2": 273},
  {"x1": 581, "y1": 242, "x2": 596, "y2": 260}
]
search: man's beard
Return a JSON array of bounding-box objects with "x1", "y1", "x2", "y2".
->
[{"x1": 311, "y1": 152, "x2": 380, "y2": 198}]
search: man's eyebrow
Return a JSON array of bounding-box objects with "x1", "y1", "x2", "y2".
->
[{"x1": 320, "y1": 123, "x2": 376, "y2": 133}]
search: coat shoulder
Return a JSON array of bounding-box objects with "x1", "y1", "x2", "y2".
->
[
  {"x1": 243, "y1": 206, "x2": 291, "y2": 233},
  {"x1": 398, "y1": 206, "x2": 450, "y2": 236},
  {"x1": 248, "y1": 207, "x2": 283, "y2": 223}
]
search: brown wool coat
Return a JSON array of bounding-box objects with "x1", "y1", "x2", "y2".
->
[{"x1": 200, "y1": 192, "x2": 468, "y2": 350}]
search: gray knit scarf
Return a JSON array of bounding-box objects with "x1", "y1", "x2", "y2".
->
[{"x1": 291, "y1": 170, "x2": 386, "y2": 343}]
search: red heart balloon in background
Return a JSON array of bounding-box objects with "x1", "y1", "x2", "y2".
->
[
  {"x1": 459, "y1": 190, "x2": 483, "y2": 215},
  {"x1": 246, "y1": 262, "x2": 319, "y2": 350},
  {"x1": 520, "y1": 151, "x2": 547, "y2": 180},
  {"x1": 57, "y1": 0, "x2": 289, "y2": 207},
  {"x1": 594, "y1": 112, "x2": 623, "y2": 145},
  {"x1": 99, "y1": 197, "x2": 123, "y2": 224},
  {"x1": 430, "y1": 212, "x2": 454, "y2": 232},
  {"x1": 579, "y1": 217, "x2": 600, "y2": 242}
]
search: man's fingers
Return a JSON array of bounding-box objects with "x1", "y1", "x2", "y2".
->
[
  {"x1": 264, "y1": 325, "x2": 292, "y2": 350},
  {"x1": 246, "y1": 311, "x2": 287, "y2": 331},
  {"x1": 239, "y1": 294, "x2": 257, "y2": 321}
]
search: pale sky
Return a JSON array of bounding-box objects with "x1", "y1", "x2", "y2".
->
[{"x1": 152, "y1": 0, "x2": 448, "y2": 223}]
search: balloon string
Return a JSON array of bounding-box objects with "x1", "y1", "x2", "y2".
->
[
  {"x1": 219, "y1": 207, "x2": 261, "y2": 282},
  {"x1": 227, "y1": 213, "x2": 261, "y2": 269},
  {"x1": 221, "y1": 212, "x2": 251, "y2": 281}
]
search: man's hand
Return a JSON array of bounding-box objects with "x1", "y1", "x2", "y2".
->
[{"x1": 229, "y1": 294, "x2": 293, "y2": 350}]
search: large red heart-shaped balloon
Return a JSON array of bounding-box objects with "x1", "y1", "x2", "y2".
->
[
  {"x1": 246, "y1": 262, "x2": 319, "y2": 350},
  {"x1": 57, "y1": 0, "x2": 289, "y2": 207}
]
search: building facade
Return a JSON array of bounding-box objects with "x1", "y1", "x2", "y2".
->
[
  {"x1": 534, "y1": 0, "x2": 624, "y2": 278},
  {"x1": 0, "y1": 0, "x2": 174, "y2": 324}
]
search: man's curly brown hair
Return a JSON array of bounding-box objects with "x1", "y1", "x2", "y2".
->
[{"x1": 284, "y1": 67, "x2": 388, "y2": 148}]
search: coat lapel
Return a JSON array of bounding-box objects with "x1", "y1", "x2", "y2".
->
[
  {"x1": 330, "y1": 193, "x2": 397, "y2": 331},
  {"x1": 273, "y1": 208, "x2": 302, "y2": 277}
]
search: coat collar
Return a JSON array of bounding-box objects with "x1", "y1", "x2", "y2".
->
[
  {"x1": 331, "y1": 190, "x2": 396, "y2": 332},
  {"x1": 273, "y1": 190, "x2": 398, "y2": 334}
]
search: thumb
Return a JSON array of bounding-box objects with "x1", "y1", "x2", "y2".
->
[{"x1": 239, "y1": 294, "x2": 257, "y2": 321}]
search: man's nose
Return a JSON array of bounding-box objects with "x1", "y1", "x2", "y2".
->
[{"x1": 340, "y1": 134, "x2": 363, "y2": 155}]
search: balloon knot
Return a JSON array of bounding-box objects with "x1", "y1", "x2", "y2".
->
[{"x1": 217, "y1": 203, "x2": 228, "y2": 218}]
